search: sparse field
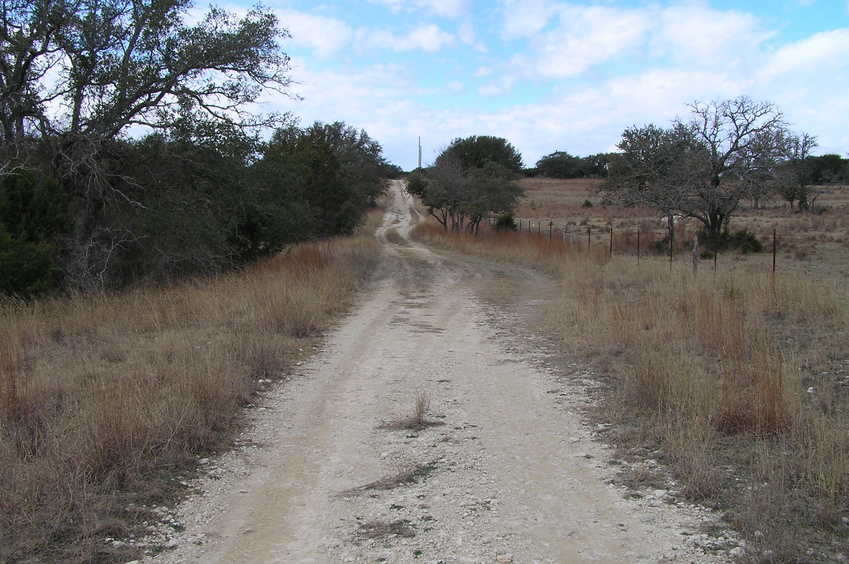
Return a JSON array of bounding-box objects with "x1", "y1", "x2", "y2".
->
[
  {"x1": 516, "y1": 177, "x2": 849, "y2": 285},
  {"x1": 0, "y1": 213, "x2": 382, "y2": 563},
  {"x1": 414, "y1": 178, "x2": 849, "y2": 562}
]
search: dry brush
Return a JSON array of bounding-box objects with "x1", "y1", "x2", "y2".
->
[{"x1": 0, "y1": 222, "x2": 381, "y2": 563}]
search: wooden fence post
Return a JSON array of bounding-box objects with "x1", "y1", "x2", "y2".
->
[
  {"x1": 773, "y1": 229, "x2": 777, "y2": 273},
  {"x1": 693, "y1": 235, "x2": 699, "y2": 276}
]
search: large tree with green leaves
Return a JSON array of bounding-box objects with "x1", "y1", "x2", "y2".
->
[
  {"x1": 439, "y1": 135, "x2": 524, "y2": 173},
  {"x1": 244, "y1": 121, "x2": 389, "y2": 256},
  {"x1": 0, "y1": 0, "x2": 296, "y2": 290},
  {"x1": 408, "y1": 135, "x2": 523, "y2": 233}
]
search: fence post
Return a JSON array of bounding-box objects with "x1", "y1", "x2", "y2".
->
[
  {"x1": 587, "y1": 226, "x2": 591, "y2": 248},
  {"x1": 773, "y1": 229, "x2": 777, "y2": 273},
  {"x1": 693, "y1": 235, "x2": 699, "y2": 276},
  {"x1": 609, "y1": 227, "x2": 613, "y2": 257},
  {"x1": 637, "y1": 229, "x2": 641, "y2": 264},
  {"x1": 669, "y1": 231, "x2": 674, "y2": 270}
]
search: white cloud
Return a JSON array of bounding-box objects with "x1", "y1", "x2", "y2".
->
[
  {"x1": 457, "y1": 22, "x2": 487, "y2": 52},
  {"x1": 500, "y1": 0, "x2": 556, "y2": 39},
  {"x1": 260, "y1": 2, "x2": 849, "y2": 169},
  {"x1": 762, "y1": 28, "x2": 849, "y2": 76},
  {"x1": 515, "y1": 5, "x2": 652, "y2": 79},
  {"x1": 277, "y1": 10, "x2": 353, "y2": 57},
  {"x1": 658, "y1": 4, "x2": 773, "y2": 67},
  {"x1": 399, "y1": 24, "x2": 456, "y2": 52},
  {"x1": 370, "y1": 0, "x2": 472, "y2": 19},
  {"x1": 477, "y1": 75, "x2": 516, "y2": 97},
  {"x1": 478, "y1": 83, "x2": 505, "y2": 97},
  {"x1": 357, "y1": 24, "x2": 455, "y2": 53}
]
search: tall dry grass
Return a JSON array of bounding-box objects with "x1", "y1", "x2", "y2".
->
[
  {"x1": 414, "y1": 218, "x2": 849, "y2": 561},
  {"x1": 0, "y1": 220, "x2": 381, "y2": 563}
]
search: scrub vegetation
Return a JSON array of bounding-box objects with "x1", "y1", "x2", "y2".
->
[
  {"x1": 412, "y1": 178, "x2": 849, "y2": 562},
  {"x1": 0, "y1": 215, "x2": 381, "y2": 563}
]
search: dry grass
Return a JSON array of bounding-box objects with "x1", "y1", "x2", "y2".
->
[
  {"x1": 356, "y1": 519, "x2": 416, "y2": 540},
  {"x1": 0, "y1": 214, "x2": 381, "y2": 563},
  {"x1": 343, "y1": 459, "x2": 441, "y2": 494},
  {"x1": 381, "y1": 391, "x2": 442, "y2": 431},
  {"x1": 412, "y1": 180, "x2": 849, "y2": 561}
]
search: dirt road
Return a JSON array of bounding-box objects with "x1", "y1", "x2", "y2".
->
[{"x1": 144, "y1": 181, "x2": 730, "y2": 563}]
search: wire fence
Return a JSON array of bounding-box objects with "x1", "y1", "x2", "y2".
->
[{"x1": 513, "y1": 219, "x2": 781, "y2": 274}]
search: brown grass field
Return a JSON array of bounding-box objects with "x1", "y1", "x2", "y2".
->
[
  {"x1": 0, "y1": 212, "x2": 382, "y2": 563},
  {"x1": 414, "y1": 177, "x2": 849, "y2": 562},
  {"x1": 3, "y1": 178, "x2": 848, "y2": 562}
]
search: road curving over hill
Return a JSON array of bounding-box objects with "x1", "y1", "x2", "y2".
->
[{"x1": 143, "y1": 180, "x2": 731, "y2": 563}]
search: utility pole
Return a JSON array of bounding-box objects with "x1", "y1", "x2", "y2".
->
[{"x1": 418, "y1": 137, "x2": 422, "y2": 170}]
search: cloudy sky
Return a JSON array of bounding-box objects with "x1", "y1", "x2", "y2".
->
[{"x1": 245, "y1": 0, "x2": 849, "y2": 170}]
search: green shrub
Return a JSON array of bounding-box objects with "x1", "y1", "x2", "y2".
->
[
  {"x1": 0, "y1": 169, "x2": 68, "y2": 297},
  {"x1": 0, "y1": 225, "x2": 58, "y2": 298},
  {"x1": 697, "y1": 228, "x2": 764, "y2": 254},
  {"x1": 729, "y1": 229, "x2": 764, "y2": 253},
  {"x1": 493, "y1": 213, "x2": 518, "y2": 231}
]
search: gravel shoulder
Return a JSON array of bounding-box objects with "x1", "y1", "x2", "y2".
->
[{"x1": 141, "y1": 181, "x2": 732, "y2": 563}]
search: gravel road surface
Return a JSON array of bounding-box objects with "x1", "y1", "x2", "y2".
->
[{"x1": 140, "y1": 180, "x2": 732, "y2": 563}]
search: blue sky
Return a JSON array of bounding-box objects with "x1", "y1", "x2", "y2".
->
[{"x1": 236, "y1": 0, "x2": 849, "y2": 170}]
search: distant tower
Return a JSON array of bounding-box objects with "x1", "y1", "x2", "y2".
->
[{"x1": 418, "y1": 137, "x2": 422, "y2": 170}]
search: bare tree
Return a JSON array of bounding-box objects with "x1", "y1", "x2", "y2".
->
[
  {"x1": 676, "y1": 96, "x2": 787, "y2": 242},
  {"x1": 603, "y1": 96, "x2": 792, "y2": 248}
]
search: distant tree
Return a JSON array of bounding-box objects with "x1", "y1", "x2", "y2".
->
[
  {"x1": 602, "y1": 123, "x2": 699, "y2": 245},
  {"x1": 602, "y1": 96, "x2": 791, "y2": 247},
  {"x1": 774, "y1": 132, "x2": 819, "y2": 212},
  {"x1": 303, "y1": 122, "x2": 389, "y2": 208},
  {"x1": 807, "y1": 154, "x2": 848, "y2": 184},
  {"x1": 463, "y1": 162, "x2": 524, "y2": 233},
  {"x1": 440, "y1": 135, "x2": 524, "y2": 173},
  {"x1": 410, "y1": 136, "x2": 524, "y2": 233},
  {"x1": 677, "y1": 97, "x2": 788, "y2": 242},
  {"x1": 582, "y1": 153, "x2": 614, "y2": 178},
  {"x1": 535, "y1": 151, "x2": 585, "y2": 178},
  {"x1": 246, "y1": 121, "x2": 389, "y2": 256}
]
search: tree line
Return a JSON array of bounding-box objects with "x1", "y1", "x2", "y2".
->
[
  {"x1": 405, "y1": 97, "x2": 848, "y2": 246},
  {"x1": 600, "y1": 96, "x2": 848, "y2": 249},
  {"x1": 0, "y1": 0, "x2": 398, "y2": 298}
]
